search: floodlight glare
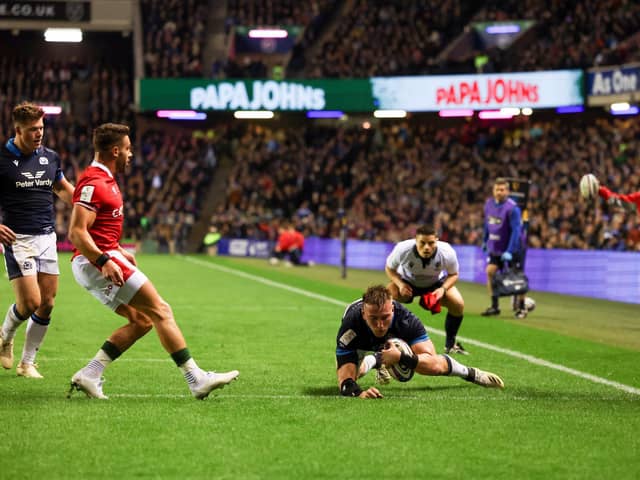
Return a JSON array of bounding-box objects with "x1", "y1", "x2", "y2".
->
[
  {"x1": 248, "y1": 29, "x2": 288, "y2": 38},
  {"x1": 44, "y1": 28, "x2": 82, "y2": 43},
  {"x1": 40, "y1": 106, "x2": 62, "y2": 115},
  {"x1": 373, "y1": 110, "x2": 407, "y2": 118},
  {"x1": 439, "y1": 109, "x2": 474, "y2": 118},
  {"x1": 234, "y1": 110, "x2": 274, "y2": 119},
  {"x1": 610, "y1": 102, "x2": 631, "y2": 112}
]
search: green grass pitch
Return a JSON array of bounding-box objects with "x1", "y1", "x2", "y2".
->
[{"x1": 0, "y1": 254, "x2": 638, "y2": 479}]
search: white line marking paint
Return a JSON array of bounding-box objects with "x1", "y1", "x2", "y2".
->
[{"x1": 185, "y1": 256, "x2": 640, "y2": 396}]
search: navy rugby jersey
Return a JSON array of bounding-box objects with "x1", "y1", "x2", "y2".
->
[
  {"x1": 336, "y1": 299, "x2": 429, "y2": 366},
  {"x1": 0, "y1": 138, "x2": 64, "y2": 234}
]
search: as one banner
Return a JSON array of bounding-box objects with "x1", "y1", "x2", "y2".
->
[{"x1": 587, "y1": 63, "x2": 640, "y2": 105}]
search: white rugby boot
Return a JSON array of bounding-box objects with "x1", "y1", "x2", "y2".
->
[
  {"x1": 68, "y1": 370, "x2": 108, "y2": 399},
  {"x1": 190, "y1": 370, "x2": 239, "y2": 400},
  {"x1": 464, "y1": 367, "x2": 504, "y2": 389}
]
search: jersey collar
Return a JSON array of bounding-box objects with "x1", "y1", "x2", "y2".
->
[
  {"x1": 91, "y1": 160, "x2": 114, "y2": 178},
  {"x1": 5, "y1": 138, "x2": 43, "y2": 158},
  {"x1": 5, "y1": 138, "x2": 23, "y2": 157}
]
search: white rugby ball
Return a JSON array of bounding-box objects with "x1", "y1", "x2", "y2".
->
[
  {"x1": 524, "y1": 296, "x2": 536, "y2": 312},
  {"x1": 386, "y1": 338, "x2": 416, "y2": 382},
  {"x1": 511, "y1": 296, "x2": 536, "y2": 312},
  {"x1": 579, "y1": 174, "x2": 599, "y2": 200}
]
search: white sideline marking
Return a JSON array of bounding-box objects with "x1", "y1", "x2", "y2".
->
[
  {"x1": 185, "y1": 256, "x2": 640, "y2": 396},
  {"x1": 108, "y1": 393, "x2": 536, "y2": 401}
]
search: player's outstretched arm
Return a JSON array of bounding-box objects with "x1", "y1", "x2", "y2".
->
[{"x1": 337, "y1": 362, "x2": 383, "y2": 399}]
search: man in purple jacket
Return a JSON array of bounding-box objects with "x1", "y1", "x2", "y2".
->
[{"x1": 481, "y1": 178, "x2": 526, "y2": 319}]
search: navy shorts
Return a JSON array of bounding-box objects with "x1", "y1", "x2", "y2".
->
[
  {"x1": 405, "y1": 280, "x2": 444, "y2": 301},
  {"x1": 488, "y1": 253, "x2": 523, "y2": 271}
]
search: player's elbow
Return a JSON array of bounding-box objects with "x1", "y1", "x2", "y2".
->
[{"x1": 68, "y1": 227, "x2": 81, "y2": 246}]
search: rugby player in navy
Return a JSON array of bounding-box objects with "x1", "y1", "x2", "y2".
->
[
  {"x1": 0, "y1": 102, "x2": 74, "y2": 378},
  {"x1": 336, "y1": 285, "x2": 504, "y2": 398}
]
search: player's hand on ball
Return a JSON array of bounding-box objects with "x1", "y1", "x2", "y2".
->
[
  {"x1": 359, "y1": 387, "x2": 383, "y2": 399},
  {"x1": 381, "y1": 342, "x2": 401, "y2": 366}
]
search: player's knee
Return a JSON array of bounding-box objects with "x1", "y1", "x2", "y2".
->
[
  {"x1": 148, "y1": 300, "x2": 174, "y2": 324},
  {"x1": 38, "y1": 297, "x2": 55, "y2": 317},
  {"x1": 19, "y1": 297, "x2": 41, "y2": 316},
  {"x1": 450, "y1": 297, "x2": 464, "y2": 314},
  {"x1": 418, "y1": 355, "x2": 449, "y2": 375}
]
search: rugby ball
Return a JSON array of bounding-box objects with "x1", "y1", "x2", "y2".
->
[
  {"x1": 511, "y1": 296, "x2": 536, "y2": 312},
  {"x1": 579, "y1": 174, "x2": 599, "y2": 200},
  {"x1": 385, "y1": 338, "x2": 416, "y2": 382},
  {"x1": 524, "y1": 296, "x2": 536, "y2": 312}
]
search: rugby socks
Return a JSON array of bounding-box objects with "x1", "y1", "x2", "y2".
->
[
  {"x1": 1, "y1": 304, "x2": 29, "y2": 341},
  {"x1": 20, "y1": 313, "x2": 50, "y2": 365},
  {"x1": 444, "y1": 313, "x2": 463, "y2": 350},
  {"x1": 84, "y1": 341, "x2": 122, "y2": 379},
  {"x1": 171, "y1": 348, "x2": 200, "y2": 385},
  {"x1": 442, "y1": 354, "x2": 469, "y2": 378},
  {"x1": 491, "y1": 296, "x2": 499, "y2": 309}
]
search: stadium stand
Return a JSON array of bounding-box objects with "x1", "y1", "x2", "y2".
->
[
  {"x1": 141, "y1": 0, "x2": 208, "y2": 77},
  {"x1": 207, "y1": 116, "x2": 640, "y2": 250},
  {"x1": 2, "y1": 2, "x2": 640, "y2": 254}
]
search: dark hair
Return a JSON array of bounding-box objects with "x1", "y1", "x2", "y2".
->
[
  {"x1": 362, "y1": 285, "x2": 391, "y2": 308},
  {"x1": 416, "y1": 225, "x2": 436, "y2": 237},
  {"x1": 12, "y1": 102, "x2": 44, "y2": 125},
  {"x1": 93, "y1": 123, "x2": 130, "y2": 154}
]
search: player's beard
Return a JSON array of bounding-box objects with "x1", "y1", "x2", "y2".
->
[{"x1": 115, "y1": 155, "x2": 129, "y2": 173}]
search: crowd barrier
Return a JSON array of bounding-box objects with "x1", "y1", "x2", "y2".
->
[{"x1": 217, "y1": 237, "x2": 639, "y2": 304}]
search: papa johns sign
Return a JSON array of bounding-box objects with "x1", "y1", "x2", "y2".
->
[{"x1": 436, "y1": 78, "x2": 539, "y2": 106}]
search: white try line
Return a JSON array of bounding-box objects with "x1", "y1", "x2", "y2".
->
[
  {"x1": 107, "y1": 393, "x2": 544, "y2": 401},
  {"x1": 184, "y1": 257, "x2": 640, "y2": 396}
]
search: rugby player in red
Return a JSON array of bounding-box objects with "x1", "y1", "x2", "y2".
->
[{"x1": 67, "y1": 123, "x2": 238, "y2": 399}]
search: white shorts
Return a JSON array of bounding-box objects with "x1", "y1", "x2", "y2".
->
[
  {"x1": 3, "y1": 232, "x2": 59, "y2": 280},
  {"x1": 71, "y1": 250, "x2": 148, "y2": 311}
]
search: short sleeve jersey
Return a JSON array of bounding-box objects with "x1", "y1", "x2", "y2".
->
[
  {"x1": 72, "y1": 162, "x2": 123, "y2": 255},
  {"x1": 335, "y1": 299, "x2": 429, "y2": 366},
  {"x1": 0, "y1": 139, "x2": 64, "y2": 234},
  {"x1": 385, "y1": 239, "x2": 459, "y2": 288}
]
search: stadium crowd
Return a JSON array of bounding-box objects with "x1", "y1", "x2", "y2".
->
[
  {"x1": 142, "y1": 0, "x2": 208, "y2": 78},
  {"x1": 3, "y1": 1, "x2": 640, "y2": 255},
  {"x1": 209, "y1": 0, "x2": 640, "y2": 79},
  {"x1": 208, "y1": 115, "x2": 640, "y2": 251}
]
